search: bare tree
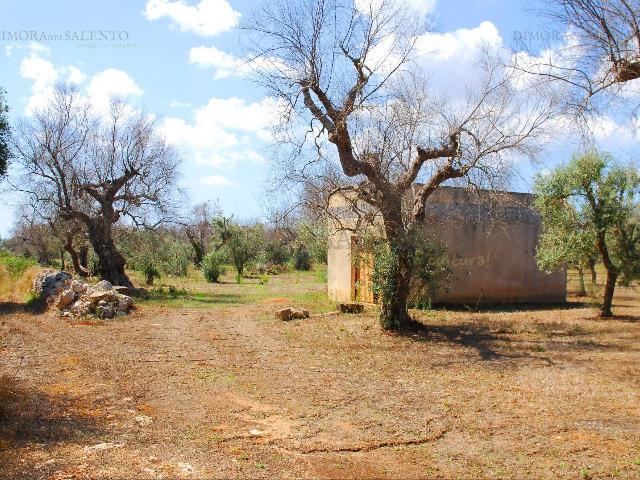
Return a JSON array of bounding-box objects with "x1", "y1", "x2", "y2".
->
[
  {"x1": 181, "y1": 201, "x2": 219, "y2": 267},
  {"x1": 514, "y1": 0, "x2": 640, "y2": 114},
  {"x1": 8, "y1": 210, "x2": 60, "y2": 266},
  {"x1": 246, "y1": 0, "x2": 556, "y2": 329},
  {"x1": 11, "y1": 86, "x2": 180, "y2": 289}
]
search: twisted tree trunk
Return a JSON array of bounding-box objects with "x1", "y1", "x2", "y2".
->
[
  {"x1": 64, "y1": 234, "x2": 89, "y2": 277},
  {"x1": 379, "y1": 205, "x2": 415, "y2": 330},
  {"x1": 86, "y1": 219, "x2": 133, "y2": 289}
]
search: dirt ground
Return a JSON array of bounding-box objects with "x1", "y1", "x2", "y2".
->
[{"x1": 1, "y1": 270, "x2": 639, "y2": 479}]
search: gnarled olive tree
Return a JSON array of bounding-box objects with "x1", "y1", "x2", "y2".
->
[
  {"x1": 247, "y1": 0, "x2": 556, "y2": 329},
  {"x1": 12, "y1": 86, "x2": 180, "y2": 288}
]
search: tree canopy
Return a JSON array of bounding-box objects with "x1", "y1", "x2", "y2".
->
[{"x1": 534, "y1": 151, "x2": 640, "y2": 315}]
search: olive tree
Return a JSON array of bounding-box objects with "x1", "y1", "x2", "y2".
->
[
  {"x1": 181, "y1": 201, "x2": 219, "y2": 267},
  {"x1": 534, "y1": 151, "x2": 640, "y2": 316},
  {"x1": 246, "y1": 0, "x2": 556, "y2": 329},
  {"x1": 225, "y1": 223, "x2": 265, "y2": 281},
  {"x1": 534, "y1": 198, "x2": 598, "y2": 295},
  {"x1": 12, "y1": 86, "x2": 180, "y2": 289}
]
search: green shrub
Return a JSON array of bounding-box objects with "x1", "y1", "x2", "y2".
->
[
  {"x1": 202, "y1": 251, "x2": 226, "y2": 283},
  {"x1": 0, "y1": 249, "x2": 37, "y2": 277},
  {"x1": 163, "y1": 240, "x2": 191, "y2": 277},
  {"x1": 142, "y1": 263, "x2": 161, "y2": 285},
  {"x1": 294, "y1": 247, "x2": 312, "y2": 271}
]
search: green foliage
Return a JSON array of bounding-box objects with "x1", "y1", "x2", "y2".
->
[
  {"x1": 368, "y1": 240, "x2": 402, "y2": 330},
  {"x1": 162, "y1": 240, "x2": 192, "y2": 277},
  {"x1": 118, "y1": 229, "x2": 191, "y2": 283},
  {"x1": 408, "y1": 234, "x2": 450, "y2": 309},
  {"x1": 264, "y1": 240, "x2": 292, "y2": 265},
  {"x1": 534, "y1": 151, "x2": 640, "y2": 313},
  {"x1": 0, "y1": 249, "x2": 37, "y2": 277},
  {"x1": 202, "y1": 250, "x2": 226, "y2": 283},
  {"x1": 358, "y1": 225, "x2": 450, "y2": 328},
  {"x1": 294, "y1": 246, "x2": 312, "y2": 271},
  {"x1": 296, "y1": 222, "x2": 328, "y2": 263},
  {"x1": 0, "y1": 88, "x2": 10, "y2": 177},
  {"x1": 224, "y1": 223, "x2": 265, "y2": 279},
  {"x1": 142, "y1": 264, "x2": 161, "y2": 285},
  {"x1": 535, "y1": 151, "x2": 640, "y2": 279}
]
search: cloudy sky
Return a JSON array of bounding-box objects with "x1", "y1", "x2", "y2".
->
[{"x1": 0, "y1": 0, "x2": 638, "y2": 237}]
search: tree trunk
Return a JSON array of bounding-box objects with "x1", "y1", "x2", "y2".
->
[
  {"x1": 588, "y1": 257, "x2": 597, "y2": 285},
  {"x1": 86, "y1": 220, "x2": 133, "y2": 289},
  {"x1": 379, "y1": 207, "x2": 414, "y2": 330},
  {"x1": 79, "y1": 246, "x2": 89, "y2": 274},
  {"x1": 595, "y1": 231, "x2": 617, "y2": 317},
  {"x1": 64, "y1": 237, "x2": 89, "y2": 277},
  {"x1": 577, "y1": 266, "x2": 586, "y2": 296},
  {"x1": 601, "y1": 269, "x2": 617, "y2": 317},
  {"x1": 192, "y1": 242, "x2": 205, "y2": 268}
]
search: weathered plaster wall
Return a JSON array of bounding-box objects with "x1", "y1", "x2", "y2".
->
[{"x1": 327, "y1": 186, "x2": 567, "y2": 305}]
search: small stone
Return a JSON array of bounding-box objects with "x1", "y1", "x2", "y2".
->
[
  {"x1": 276, "y1": 307, "x2": 310, "y2": 321},
  {"x1": 249, "y1": 429, "x2": 263, "y2": 436},
  {"x1": 135, "y1": 415, "x2": 153, "y2": 426},
  {"x1": 113, "y1": 285, "x2": 129, "y2": 295},
  {"x1": 94, "y1": 280, "x2": 113, "y2": 291},
  {"x1": 275, "y1": 308, "x2": 293, "y2": 321},
  {"x1": 70, "y1": 280, "x2": 88, "y2": 294},
  {"x1": 339, "y1": 303, "x2": 364, "y2": 314},
  {"x1": 89, "y1": 291, "x2": 118, "y2": 303},
  {"x1": 70, "y1": 301, "x2": 93, "y2": 316},
  {"x1": 56, "y1": 289, "x2": 76, "y2": 309},
  {"x1": 177, "y1": 462, "x2": 195, "y2": 474},
  {"x1": 116, "y1": 295, "x2": 133, "y2": 312},
  {"x1": 83, "y1": 442, "x2": 125, "y2": 455}
]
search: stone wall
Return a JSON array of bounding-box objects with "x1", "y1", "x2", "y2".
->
[{"x1": 327, "y1": 186, "x2": 567, "y2": 305}]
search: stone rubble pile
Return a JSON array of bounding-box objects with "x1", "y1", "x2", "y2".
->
[{"x1": 32, "y1": 270, "x2": 134, "y2": 319}]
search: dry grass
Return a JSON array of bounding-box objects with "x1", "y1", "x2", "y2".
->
[{"x1": 0, "y1": 269, "x2": 639, "y2": 479}]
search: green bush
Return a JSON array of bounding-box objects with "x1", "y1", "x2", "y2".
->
[
  {"x1": 163, "y1": 240, "x2": 191, "y2": 277},
  {"x1": 0, "y1": 249, "x2": 37, "y2": 277},
  {"x1": 294, "y1": 247, "x2": 312, "y2": 271},
  {"x1": 142, "y1": 263, "x2": 161, "y2": 285},
  {"x1": 202, "y1": 251, "x2": 226, "y2": 283}
]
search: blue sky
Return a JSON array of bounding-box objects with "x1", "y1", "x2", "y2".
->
[{"x1": 0, "y1": 0, "x2": 637, "y2": 237}]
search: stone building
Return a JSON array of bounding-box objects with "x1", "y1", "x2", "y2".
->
[{"x1": 327, "y1": 186, "x2": 566, "y2": 305}]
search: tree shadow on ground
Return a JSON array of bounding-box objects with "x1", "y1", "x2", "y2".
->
[
  {"x1": 0, "y1": 375, "x2": 105, "y2": 479},
  {"x1": 398, "y1": 318, "x2": 626, "y2": 363},
  {"x1": 0, "y1": 299, "x2": 47, "y2": 316},
  {"x1": 431, "y1": 300, "x2": 590, "y2": 314},
  {"x1": 0, "y1": 376, "x2": 103, "y2": 448}
]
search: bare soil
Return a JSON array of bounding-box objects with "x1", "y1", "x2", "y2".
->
[{"x1": 1, "y1": 270, "x2": 639, "y2": 479}]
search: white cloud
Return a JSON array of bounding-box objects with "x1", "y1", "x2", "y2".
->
[
  {"x1": 18, "y1": 44, "x2": 143, "y2": 117},
  {"x1": 87, "y1": 68, "x2": 143, "y2": 114},
  {"x1": 169, "y1": 99, "x2": 192, "y2": 108},
  {"x1": 189, "y1": 45, "x2": 287, "y2": 80},
  {"x1": 160, "y1": 96, "x2": 280, "y2": 169},
  {"x1": 189, "y1": 45, "x2": 242, "y2": 78},
  {"x1": 416, "y1": 21, "x2": 502, "y2": 61},
  {"x1": 355, "y1": 0, "x2": 437, "y2": 15},
  {"x1": 19, "y1": 45, "x2": 58, "y2": 92},
  {"x1": 64, "y1": 66, "x2": 88, "y2": 85},
  {"x1": 143, "y1": 0, "x2": 240, "y2": 37},
  {"x1": 200, "y1": 174, "x2": 237, "y2": 187}
]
